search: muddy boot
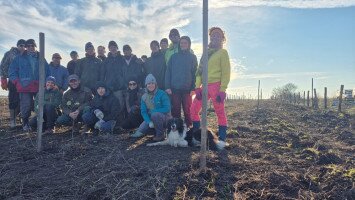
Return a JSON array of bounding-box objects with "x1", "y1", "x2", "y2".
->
[{"x1": 9, "y1": 109, "x2": 16, "y2": 129}]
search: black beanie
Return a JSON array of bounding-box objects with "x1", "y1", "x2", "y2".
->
[
  {"x1": 26, "y1": 39, "x2": 37, "y2": 47},
  {"x1": 17, "y1": 39, "x2": 26, "y2": 46},
  {"x1": 108, "y1": 41, "x2": 118, "y2": 48}
]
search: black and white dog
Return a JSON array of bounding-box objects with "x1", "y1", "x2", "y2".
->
[
  {"x1": 147, "y1": 118, "x2": 188, "y2": 147},
  {"x1": 185, "y1": 128, "x2": 226, "y2": 151}
]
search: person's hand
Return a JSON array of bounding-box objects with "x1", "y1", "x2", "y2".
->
[
  {"x1": 94, "y1": 109, "x2": 104, "y2": 120},
  {"x1": 69, "y1": 110, "x2": 79, "y2": 120},
  {"x1": 195, "y1": 88, "x2": 202, "y2": 100},
  {"x1": 216, "y1": 91, "x2": 226, "y2": 103},
  {"x1": 165, "y1": 89, "x2": 172, "y2": 95},
  {"x1": 149, "y1": 121, "x2": 154, "y2": 128},
  {"x1": 1, "y1": 77, "x2": 8, "y2": 91}
]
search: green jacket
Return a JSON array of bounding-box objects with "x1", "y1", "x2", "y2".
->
[
  {"x1": 75, "y1": 54, "x2": 102, "y2": 91},
  {"x1": 164, "y1": 43, "x2": 179, "y2": 65},
  {"x1": 61, "y1": 86, "x2": 93, "y2": 115},
  {"x1": 34, "y1": 88, "x2": 62, "y2": 113}
]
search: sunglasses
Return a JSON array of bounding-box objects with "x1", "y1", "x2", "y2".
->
[{"x1": 129, "y1": 82, "x2": 137, "y2": 86}]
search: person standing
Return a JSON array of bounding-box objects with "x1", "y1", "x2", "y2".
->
[
  {"x1": 165, "y1": 29, "x2": 180, "y2": 64},
  {"x1": 100, "y1": 40, "x2": 125, "y2": 126},
  {"x1": 0, "y1": 39, "x2": 26, "y2": 128},
  {"x1": 75, "y1": 42, "x2": 102, "y2": 92},
  {"x1": 165, "y1": 36, "x2": 197, "y2": 128},
  {"x1": 160, "y1": 38, "x2": 169, "y2": 52},
  {"x1": 122, "y1": 44, "x2": 144, "y2": 90},
  {"x1": 191, "y1": 27, "x2": 231, "y2": 145},
  {"x1": 97, "y1": 45, "x2": 107, "y2": 61},
  {"x1": 49, "y1": 53, "x2": 69, "y2": 93},
  {"x1": 143, "y1": 40, "x2": 167, "y2": 90},
  {"x1": 67, "y1": 51, "x2": 79, "y2": 75},
  {"x1": 9, "y1": 39, "x2": 49, "y2": 131}
]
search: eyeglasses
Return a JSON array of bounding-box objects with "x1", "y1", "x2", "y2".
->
[
  {"x1": 18, "y1": 44, "x2": 25, "y2": 47},
  {"x1": 129, "y1": 82, "x2": 137, "y2": 86}
]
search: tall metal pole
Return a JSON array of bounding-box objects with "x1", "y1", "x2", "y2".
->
[
  {"x1": 37, "y1": 32, "x2": 45, "y2": 152},
  {"x1": 199, "y1": 0, "x2": 208, "y2": 172}
]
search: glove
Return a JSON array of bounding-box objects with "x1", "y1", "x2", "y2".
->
[
  {"x1": 94, "y1": 109, "x2": 104, "y2": 120},
  {"x1": 149, "y1": 121, "x2": 154, "y2": 128},
  {"x1": 216, "y1": 91, "x2": 226, "y2": 103},
  {"x1": 1, "y1": 77, "x2": 8, "y2": 91},
  {"x1": 94, "y1": 119, "x2": 105, "y2": 130},
  {"x1": 195, "y1": 88, "x2": 202, "y2": 100}
]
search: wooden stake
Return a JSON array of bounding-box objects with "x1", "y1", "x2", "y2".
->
[
  {"x1": 324, "y1": 87, "x2": 327, "y2": 109},
  {"x1": 313, "y1": 89, "x2": 319, "y2": 109},
  {"x1": 199, "y1": 0, "x2": 208, "y2": 172},
  {"x1": 257, "y1": 80, "x2": 260, "y2": 110},
  {"x1": 37, "y1": 32, "x2": 45, "y2": 152},
  {"x1": 338, "y1": 85, "x2": 344, "y2": 112},
  {"x1": 311, "y1": 78, "x2": 314, "y2": 107},
  {"x1": 307, "y1": 91, "x2": 310, "y2": 107}
]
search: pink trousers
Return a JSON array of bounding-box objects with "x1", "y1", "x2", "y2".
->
[{"x1": 190, "y1": 82, "x2": 227, "y2": 126}]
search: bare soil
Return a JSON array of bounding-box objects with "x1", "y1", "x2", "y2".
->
[{"x1": 0, "y1": 99, "x2": 354, "y2": 199}]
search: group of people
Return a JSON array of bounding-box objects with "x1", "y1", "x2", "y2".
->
[{"x1": 0, "y1": 27, "x2": 231, "y2": 145}]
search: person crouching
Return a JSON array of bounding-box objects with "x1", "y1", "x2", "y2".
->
[
  {"x1": 130, "y1": 74, "x2": 172, "y2": 141},
  {"x1": 29, "y1": 76, "x2": 62, "y2": 134},
  {"x1": 81, "y1": 81, "x2": 120, "y2": 134}
]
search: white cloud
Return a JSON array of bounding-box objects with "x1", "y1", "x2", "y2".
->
[
  {"x1": 199, "y1": 0, "x2": 355, "y2": 9},
  {"x1": 0, "y1": 0, "x2": 194, "y2": 63}
]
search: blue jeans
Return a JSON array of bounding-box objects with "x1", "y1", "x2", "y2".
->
[
  {"x1": 82, "y1": 111, "x2": 116, "y2": 132},
  {"x1": 137, "y1": 112, "x2": 171, "y2": 137}
]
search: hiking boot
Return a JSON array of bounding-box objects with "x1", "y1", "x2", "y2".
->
[
  {"x1": 43, "y1": 129, "x2": 54, "y2": 135},
  {"x1": 80, "y1": 125, "x2": 90, "y2": 134},
  {"x1": 9, "y1": 109, "x2": 16, "y2": 128},
  {"x1": 153, "y1": 135, "x2": 165, "y2": 142},
  {"x1": 22, "y1": 124, "x2": 31, "y2": 132},
  {"x1": 130, "y1": 131, "x2": 144, "y2": 138}
]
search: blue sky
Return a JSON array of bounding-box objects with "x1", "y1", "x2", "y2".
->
[{"x1": 0, "y1": 0, "x2": 354, "y2": 97}]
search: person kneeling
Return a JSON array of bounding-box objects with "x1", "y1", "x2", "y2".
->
[
  {"x1": 55, "y1": 74, "x2": 93, "y2": 132},
  {"x1": 130, "y1": 74, "x2": 171, "y2": 141},
  {"x1": 29, "y1": 76, "x2": 62, "y2": 134},
  {"x1": 82, "y1": 81, "x2": 120, "y2": 134}
]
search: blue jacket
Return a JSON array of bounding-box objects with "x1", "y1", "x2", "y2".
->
[
  {"x1": 9, "y1": 51, "x2": 49, "y2": 93},
  {"x1": 165, "y1": 49, "x2": 197, "y2": 92},
  {"x1": 140, "y1": 89, "x2": 171, "y2": 123},
  {"x1": 49, "y1": 63, "x2": 69, "y2": 91}
]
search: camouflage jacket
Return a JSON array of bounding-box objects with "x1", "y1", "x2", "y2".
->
[{"x1": 0, "y1": 47, "x2": 20, "y2": 78}]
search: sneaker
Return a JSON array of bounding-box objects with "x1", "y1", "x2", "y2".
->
[
  {"x1": 80, "y1": 125, "x2": 90, "y2": 134},
  {"x1": 216, "y1": 140, "x2": 230, "y2": 150},
  {"x1": 43, "y1": 129, "x2": 54, "y2": 134},
  {"x1": 130, "y1": 131, "x2": 144, "y2": 138},
  {"x1": 22, "y1": 124, "x2": 31, "y2": 132},
  {"x1": 152, "y1": 135, "x2": 165, "y2": 142}
]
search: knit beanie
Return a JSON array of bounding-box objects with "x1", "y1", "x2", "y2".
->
[
  {"x1": 46, "y1": 76, "x2": 56, "y2": 84},
  {"x1": 85, "y1": 42, "x2": 94, "y2": 50},
  {"x1": 108, "y1": 41, "x2": 118, "y2": 48},
  {"x1": 17, "y1": 39, "x2": 26, "y2": 46},
  {"x1": 145, "y1": 74, "x2": 157, "y2": 86},
  {"x1": 26, "y1": 39, "x2": 37, "y2": 47}
]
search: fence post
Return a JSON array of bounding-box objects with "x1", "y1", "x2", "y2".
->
[
  {"x1": 324, "y1": 87, "x2": 327, "y2": 109},
  {"x1": 313, "y1": 89, "x2": 319, "y2": 109},
  {"x1": 311, "y1": 78, "x2": 314, "y2": 107},
  {"x1": 257, "y1": 80, "x2": 260, "y2": 110},
  {"x1": 303, "y1": 91, "x2": 306, "y2": 106},
  {"x1": 338, "y1": 85, "x2": 344, "y2": 112},
  {"x1": 307, "y1": 91, "x2": 310, "y2": 107},
  {"x1": 37, "y1": 32, "x2": 45, "y2": 152}
]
